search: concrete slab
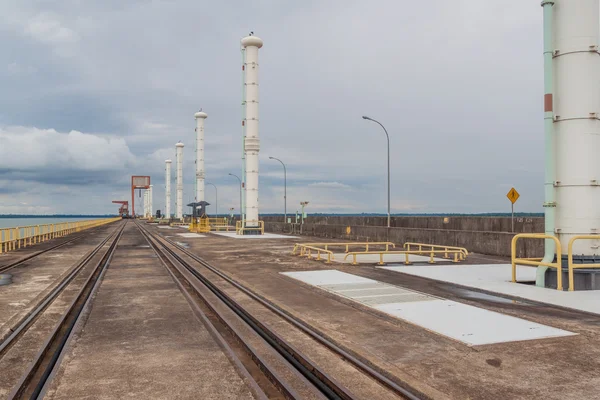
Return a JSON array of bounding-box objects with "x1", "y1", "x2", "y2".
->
[
  {"x1": 282, "y1": 270, "x2": 575, "y2": 346},
  {"x1": 282, "y1": 269, "x2": 374, "y2": 286},
  {"x1": 375, "y1": 300, "x2": 575, "y2": 346},
  {"x1": 332, "y1": 253, "x2": 447, "y2": 264},
  {"x1": 176, "y1": 233, "x2": 206, "y2": 238},
  {"x1": 380, "y1": 264, "x2": 600, "y2": 315},
  {"x1": 157, "y1": 226, "x2": 177, "y2": 230},
  {"x1": 211, "y1": 232, "x2": 298, "y2": 239}
]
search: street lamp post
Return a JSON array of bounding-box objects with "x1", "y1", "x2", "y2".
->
[
  {"x1": 207, "y1": 182, "x2": 218, "y2": 217},
  {"x1": 362, "y1": 116, "x2": 391, "y2": 228},
  {"x1": 268, "y1": 156, "x2": 287, "y2": 223},
  {"x1": 228, "y1": 173, "x2": 242, "y2": 222}
]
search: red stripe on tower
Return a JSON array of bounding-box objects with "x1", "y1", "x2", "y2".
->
[{"x1": 544, "y1": 94, "x2": 553, "y2": 112}]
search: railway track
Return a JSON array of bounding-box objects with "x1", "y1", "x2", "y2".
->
[
  {"x1": 2, "y1": 221, "x2": 125, "y2": 400},
  {"x1": 0, "y1": 223, "x2": 118, "y2": 274},
  {"x1": 138, "y1": 222, "x2": 424, "y2": 400}
]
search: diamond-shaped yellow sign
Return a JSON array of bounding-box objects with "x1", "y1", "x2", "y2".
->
[{"x1": 506, "y1": 187, "x2": 520, "y2": 204}]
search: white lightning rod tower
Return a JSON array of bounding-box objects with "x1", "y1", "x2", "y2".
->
[
  {"x1": 165, "y1": 159, "x2": 172, "y2": 219},
  {"x1": 175, "y1": 142, "x2": 184, "y2": 220},
  {"x1": 241, "y1": 33, "x2": 264, "y2": 234}
]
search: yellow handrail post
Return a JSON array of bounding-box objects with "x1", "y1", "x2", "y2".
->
[
  {"x1": 567, "y1": 235, "x2": 600, "y2": 292},
  {"x1": 512, "y1": 233, "x2": 562, "y2": 290}
]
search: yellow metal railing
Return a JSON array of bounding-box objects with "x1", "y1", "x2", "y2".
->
[
  {"x1": 292, "y1": 241, "x2": 470, "y2": 265},
  {"x1": 567, "y1": 235, "x2": 600, "y2": 292},
  {"x1": 511, "y1": 233, "x2": 563, "y2": 290},
  {"x1": 236, "y1": 220, "x2": 265, "y2": 235},
  {"x1": 0, "y1": 218, "x2": 120, "y2": 255},
  {"x1": 343, "y1": 249, "x2": 466, "y2": 266},
  {"x1": 297, "y1": 245, "x2": 335, "y2": 263},
  {"x1": 209, "y1": 217, "x2": 234, "y2": 232},
  {"x1": 404, "y1": 242, "x2": 468, "y2": 261},
  {"x1": 292, "y1": 242, "x2": 395, "y2": 257}
]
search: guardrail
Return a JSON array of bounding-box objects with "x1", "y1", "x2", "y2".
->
[
  {"x1": 567, "y1": 235, "x2": 600, "y2": 291},
  {"x1": 404, "y1": 242, "x2": 468, "y2": 261},
  {"x1": 236, "y1": 221, "x2": 265, "y2": 235},
  {"x1": 343, "y1": 249, "x2": 466, "y2": 265},
  {"x1": 292, "y1": 241, "x2": 468, "y2": 265},
  {"x1": 511, "y1": 233, "x2": 563, "y2": 290},
  {"x1": 292, "y1": 242, "x2": 395, "y2": 259},
  {"x1": 0, "y1": 218, "x2": 121, "y2": 254},
  {"x1": 296, "y1": 245, "x2": 335, "y2": 263}
]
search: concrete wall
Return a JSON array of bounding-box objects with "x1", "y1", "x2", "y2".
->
[
  {"x1": 263, "y1": 215, "x2": 544, "y2": 233},
  {"x1": 263, "y1": 216, "x2": 545, "y2": 258}
]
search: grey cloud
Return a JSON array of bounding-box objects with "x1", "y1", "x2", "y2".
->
[{"x1": 0, "y1": 0, "x2": 548, "y2": 214}]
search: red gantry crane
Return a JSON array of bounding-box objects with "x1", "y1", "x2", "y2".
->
[
  {"x1": 131, "y1": 176, "x2": 151, "y2": 217},
  {"x1": 112, "y1": 201, "x2": 129, "y2": 218}
]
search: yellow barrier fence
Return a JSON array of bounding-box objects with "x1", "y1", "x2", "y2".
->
[
  {"x1": 292, "y1": 242, "x2": 395, "y2": 258},
  {"x1": 567, "y1": 235, "x2": 600, "y2": 292},
  {"x1": 236, "y1": 221, "x2": 265, "y2": 235},
  {"x1": 404, "y1": 242, "x2": 468, "y2": 261},
  {"x1": 297, "y1": 245, "x2": 335, "y2": 263},
  {"x1": 511, "y1": 233, "x2": 563, "y2": 290},
  {"x1": 343, "y1": 249, "x2": 466, "y2": 265},
  {"x1": 0, "y1": 218, "x2": 121, "y2": 254}
]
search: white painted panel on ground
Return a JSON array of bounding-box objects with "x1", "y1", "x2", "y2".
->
[
  {"x1": 282, "y1": 270, "x2": 376, "y2": 286},
  {"x1": 177, "y1": 233, "x2": 206, "y2": 238},
  {"x1": 157, "y1": 226, "x2": 177, "y2": 229},
  {"x1": 211, "y1": 232, "x2": 298, "y2": 239},
  {"x1": 333, "y1": 254, "x2": 447, "y2": 264},
  {"x1": 282, "y1": 269, "x2": 576, "y2": 345},
  {"x1": 375, "y1": 300, "x2": 576, "y2": 346},
  {"x1": 380, "y1": 264, "x2": 600, "y2": 315}
]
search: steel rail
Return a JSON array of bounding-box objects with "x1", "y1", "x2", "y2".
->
[
  {"x1": 139, "y1": 222, "x2": 424, "y2": 400},
  {"x1": 141, "y1": 222, "x2": 425, "y2": 400},
  {"x1": 8, "y1": 221, "x2": 126, "y2": 400},
  {"x1": 138, "y1": 222, "x2": 350, "y2": 400},
  {"x1": 0, "y1": 222, "x2": 123, "y2": 353}
]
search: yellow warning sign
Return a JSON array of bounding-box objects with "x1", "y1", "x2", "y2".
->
[
  {"x1": 506, "y1": 188, "x2": 520, "y2": 204},
  {"x1": 346, "y1": 226, "x2": 352, "y2": 235}
]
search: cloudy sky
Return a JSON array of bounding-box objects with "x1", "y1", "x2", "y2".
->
[{"x1": 0, "y1": 0, "x2": 546, "y2": 215}]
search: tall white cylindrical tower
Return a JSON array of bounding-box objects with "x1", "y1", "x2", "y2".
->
[
  {"x1": 176, "y1": 142, "x2": 184, "y2": 220},
  {"x1": 194, "y1": 111, "x2": 208, "y2": 204},
  {"x1": 165, "y1": 160, "x2": 172, "y2": 218},
  {"x1": 241, "y1": 34, "x2": 263, "y2": 231},
  {"x1": 144, "y1": 190, "x2": 149, "y2": 218},
  {"x1": 149, "y1": 184, "x2": 153, "y2": 218},
  {"x1": 553, "y1": 0, "x2": 600, "y2": 256}
]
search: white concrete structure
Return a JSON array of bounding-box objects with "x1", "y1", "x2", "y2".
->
[
  {"x1": 175, "y1": 142, "x2": 184, "y2": 220},
  {"x1": 194, "y1": 111, "x2": 207, "y2": 204},
  {"x1": 553, "y1": 0, "x2": 600, "y2": 254},
  {"x1": 241, "y1": 34, "x2": 263, "y2": 231},
  {"x1": 165, "y1": 159, "x2": 172, "y2": 218},
  {"x1": 148, "y1": 185, "x2": 153, "y2": 218},
  {"x1": 143, "y1": 190, "x2": 149, "y2": 218}
]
